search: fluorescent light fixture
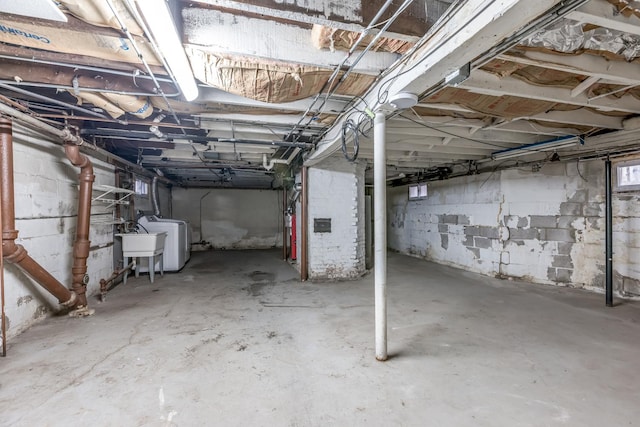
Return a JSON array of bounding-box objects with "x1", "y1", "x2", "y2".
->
[
  {"x1": 491, "y1": 135, "x2": 584, "y2": 161},
  {"x1": 135, "y1": 0, "x2": 199, "y2": 101},
  {"x1": 0, "y1": 0, "x2": 67, "y2": 22}
]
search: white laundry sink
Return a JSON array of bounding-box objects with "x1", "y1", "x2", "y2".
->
[{"x1": 116, "y1": 232, "x2": 167, "y2": 257}]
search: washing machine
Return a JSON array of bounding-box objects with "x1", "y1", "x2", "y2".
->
[{"x1": 136, "y1": 215, "x2": 191, "y2": 272}]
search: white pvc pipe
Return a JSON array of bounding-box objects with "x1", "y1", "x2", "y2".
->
[
  {"x1": 374, "y1": 112, "x2": 387, "y2": 361},
  {"x1": 262, "y1": 148, "x2": 301, "y2": 171}
]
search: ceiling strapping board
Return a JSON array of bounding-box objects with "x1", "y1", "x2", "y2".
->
[
  {"x1": 427, "y1": 87, "x2": 567, "y2": 120},
  {"x1": 482, "y1": 59, "x2": 585, "y2": 88},
  {"x1": 186, "y1": 48, "x2": 376, "y2": 103}
]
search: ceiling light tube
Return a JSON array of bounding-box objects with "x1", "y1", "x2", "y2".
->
[
  {"x1": 491, "y1": 135, "x2": 584, "y2": 160},
  {"x1": 134, "y1": 0, "x2": 199, "y2": 101}
]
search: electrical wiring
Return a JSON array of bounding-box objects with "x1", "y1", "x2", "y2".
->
[
  {"x1": 397, "y1": 113, "x2": 513, "y2": 149},
  {"x1": 341, "y1": 119, "x2": 360, "y2": 162}
]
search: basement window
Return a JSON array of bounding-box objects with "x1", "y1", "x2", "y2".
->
[
  {"x1": 615, "y1": 159, "x2": 640, "y2": 192},
  {"x1": 409, "y1": 183, "x2": 428, "y2": 200},
  {"x1": 134, "y1": 178, "x2": 149, "y2": 196}
]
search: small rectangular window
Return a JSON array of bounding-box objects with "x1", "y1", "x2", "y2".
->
[
  {"x1": 134, "y1": 178, "x2": 149, "y2": 196},
  {"x1": 615, "y1": 159, "x2": 640, "y2": 192},
  {"x1": 409, "y1": 183, "x2": 427, "y2": 200}
]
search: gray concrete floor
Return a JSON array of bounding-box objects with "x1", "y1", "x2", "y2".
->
[{"x1": 0, "y1": 250, "x2": 638, "y2": 426}]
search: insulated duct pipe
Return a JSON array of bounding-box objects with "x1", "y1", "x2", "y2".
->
[
  {"x1": 0, "y1": 119, "x2": 78, "y2": 309},
  {"x1": 151, "y1": 176, "x2": 161, "y2": 216},
  {"x1": 300, "y1": 167, "x2": 308, "y2": 281},
  {"x1": 605, "y1": 159, "x2": 613, "y2": 307},
  {"x1": 374, "y1": 112, "x2": 387, "y2": 361},
  {"x1": 64, "y1": 144, "x2": 95, "y2": 312}
]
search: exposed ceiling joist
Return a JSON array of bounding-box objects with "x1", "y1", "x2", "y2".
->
[
  {"x1": 198, "y1": 88, "x2": 347, "y2": 114},
  {"x1": 382, "y1": 142, "x2": 496, "y2": 156},
  {"x1": 386, "y1": 119, "x2": 546, "y2": 143},
  {"x1": 458, "y1": 69, "x2": 640, "y2": 113},
  {"x1": 308, "y1": 0, "x2": 578, "y2": 164},
  {"x1": 498, "y1": 51, "x2": 640, "y2": 86},
  {"x1": 182, "y1": 7, "x2": 400, "y2": 73},
  {"x1": 513, "y1": 109, "x2": 623, "y2": 129},
  {"x1": 567, "y1": 0, "x2": 640, "y2": 35},
  {"x1": 186, "y1": 0, "x2": 430, "y2": 41}
]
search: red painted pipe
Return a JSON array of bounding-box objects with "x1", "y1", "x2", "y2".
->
[{"x1": 300, "y1": 167, "x2": 308, "y2": 281}]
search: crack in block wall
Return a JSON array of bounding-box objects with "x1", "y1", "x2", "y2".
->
[{"x1": 388, "y1": 161, "x2": 640, "y2": 296}]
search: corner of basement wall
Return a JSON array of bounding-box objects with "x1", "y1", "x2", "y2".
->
[
  {"x1": 3, "y1": 128, "x2": 115, "y2": 342},
  {"x1": 307, "y1": 159, "x2": 366, "y2": 280},
  {"x1": 387, "y1": 160, "x2": 640, "y2": 297}
]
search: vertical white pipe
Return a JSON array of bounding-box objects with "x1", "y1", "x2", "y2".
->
[{"x1": 374, "y1": 112, "x2": 387, "y2": 361}]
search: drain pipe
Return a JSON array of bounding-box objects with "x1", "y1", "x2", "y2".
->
[
  {"x1": 151, "y1": 176, "x2": 161, "y2": 216},
  {"x1": 64, "y1": 144, "x2": 95, "y2": 314},
  {"x1": 0, "y1": 119, "x2": 79, "y2": 310},
  {"x1": 374, "y1": 112, "x2": 387, "y2": 361},
  {"x1": 605, "y1": 158, "x2": 613, "y2": 307},
  {"x1": 300, "y1": 167, "x2": 308, "y2": 281}
]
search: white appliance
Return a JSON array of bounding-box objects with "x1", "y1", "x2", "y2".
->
[{"x1": 136, "y1": 215, "x2": 191, "y2": 272}]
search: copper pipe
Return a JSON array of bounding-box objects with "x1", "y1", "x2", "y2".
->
[
  {"x1": 0, "y1": 118, "x2": 77, "y2": 308},
  {"x1": 64, "y1": 144, "x2": 95, "y2": 308},
  {"x1": 300, "y1": 167, "x2": 308, "y2": 281}
]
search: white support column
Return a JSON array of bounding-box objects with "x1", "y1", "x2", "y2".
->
[{"x1": 374, "y1": 112, "x2": 387, "y2": 361}]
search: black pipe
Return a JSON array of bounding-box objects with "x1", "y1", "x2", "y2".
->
[{"x1": 605, "y1": 158, "x2": 613, "y2": 307}]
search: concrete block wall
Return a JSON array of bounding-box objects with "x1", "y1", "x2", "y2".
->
[
  {"x1": 307, "y1": 159, "x2": 366, "y2": 280},
  {"x1": 388, "y1": 172, "x2": 502, "y2": 276},
  {"x1": 388, "y1": 160, "x2": 640, "y2": 296},
  {"x1": 3, "y1": 128, "x2": 115, "y2": 341},
  {"x1": 172, "y1": 188, "x2": 282, "y2": 249}
]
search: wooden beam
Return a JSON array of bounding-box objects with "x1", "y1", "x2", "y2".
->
[
  {"x1": 567, "y1": 1, "x2": 640, "y2": 36},
  {"x1": 182, "y1": 7, "x2": 398, "y2": 73},
  {"x1": 186, "y1": 0, "x2": 433, "y2": 40},
  {"x1": 459, "y1": 69, "x2": 640, "y2": 114},
  {"x1": 499, "y1": 51, "x2": 640, "y2": 86}
]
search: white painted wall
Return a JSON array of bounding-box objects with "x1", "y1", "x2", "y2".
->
[
  {"x1": 306, "y1": 159, "x2": 366, "y2": 279},
  {"x1": 3, "y1": 127, "x2": 115, "y2": 341},
  {"x1": 172, "y1": 188, "x2": 282, "y2": 249},
  {"x1": 388, "y1": 160, "x2": 640, "y2": 296}
]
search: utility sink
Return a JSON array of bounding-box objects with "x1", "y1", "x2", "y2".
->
[
  {"x1": 116, "y1": 232, "x2": 167, "y2": 257},
  {"x1": 116, "y1": 232, "x2": 168, "y2": 284}
]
